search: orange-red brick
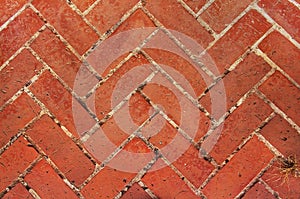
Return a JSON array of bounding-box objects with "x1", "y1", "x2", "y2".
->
[
  {"x1": 203, "y1": 136, "x2": 273, "y2": 198},
  {"x1": 26, "y1": 115, "x2": 94, "y2": 186},
  {"x1": 202, "y1": 10, "x2": 271, "y2": 75},
  {"x1": 0, "y1": 8, "x2": 43, "y2": 66},
  {"x1": 82, "y1": 166, "x2": 136, "y2": 198},
  {"x1": 200, "y1": 0, "x2": 253, "y2": 33},
  {"x1": 25, "y1": 160, "x2": 78, "y2": 198},
  {"x1": 0, "y1": 137, "x2": 39, "y2": 192},
  {"x1": 259, "y1": 71, "x2": 300, "y2": 126},
  {"x1": 86, "y1": 0, "x2": 139, "y2": 34},
  {"x1": 0, "y1": 93, "x2": 40, "y2": 148},
  {"x1": 0, "y1": 49, "x2": 42, "y2": 106},
  {"x1": 243, "y1": 181, "x2": 275, "y2": 199},
  {"x1": 32, "y1": 0, "x2": 98, "y2": 55},
  {"x1": 259, "y1": 31, "x2": 300, "y2": 84},
  {"x1": 208, "y1": 94, "x2": 272, "y2": 164},
  {"x1": 259, "y1": 0, "x2": 300, "y2": 43},
  {"x1": 3, "y1": 183, "x2": 33, "y2": 199},
  {"x1": 0, "y1": 0, "x2": 27, "y2": 26}
]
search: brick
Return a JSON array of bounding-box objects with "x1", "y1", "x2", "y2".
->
[
  {"x1": 30, "y1": 28, "x2": 98, "y2": 94},
  {"x1": 26, "y1": 115, "x2": 94, "y2": 186},
  {"x1": 172, "y1": 145, "x2": 214, "y2": 188},
  {"x1": 243, "y1": 181, "x2": 275, "y2": 199},
  {"x1": 208, "y1": 94, "x2": 272, "y2": 164},
  {"x1": 260, "y1": 115, "x2": 300, "y2": 158},
  {"x1": 0, "y1": 0, "x2": 27, "y2": 26},
  {"x1": 142, "y1": 159, "x2": 199, "y2": 198},
  {"x1": 201, "y1": 10, "x2": 271, "y2": 75},
  {"x1": 95, "y1": 54, "x2": 153, "y2": 120},
  {"x1": 259, "y1": 71, "x2": 300, "y2": 126},
  {"x1": 146, "y1": 0, "x2": 214, "y2": 48},
  {"x1": 262, "y1": 160, "x2": 300, "y2": 199},
  {"x1": 86, "y1": 0, "x2": 139, "y2": 34},
  {"x1": 259, "y1": 31, "x2": 300, "y2": 84},
  {"x1": 203, "y1": 136, "x2": 273, "y2": 198},
  {"x1": 82, "y1": 166, "x2": 136, "y2": 198},
  {"x1": 259, "y1": 0, "x2": 300, "y2": 43},
  {"x1": 25, "y1": 160, "x2": 78, "y2": 199},
  {"x1": 144, "y1": 48, "x2": 212, "y2": 97},
  {"x1": 0, "y1": 8, "x2": 44, "y2": 66},
  {"x1": 0, "y1": 137, "x2": 39, "y2": 192},
  {"x1": 143, "y1": 114, "x2": 179, "y2": 149},
  {"x1": 121, "y1": 183, "x2": 151, "y2": 199},
  {"x1": 29, "y1": 71, "x2": 95, "y2": 137},
  {"x1": 200, "y1": 0, "x2": 253, "y2": 33},
  {"x1": 0, "y1": 49, "x2": 42, "y2": 106},
  {"x1": 32, "y1": 0, "x2": 98, "y2": 55},
  {"x1": 143, "y1": 73, "x2": 210, "y2": 143},
  {"x1": 3, "y1": 183, "x2": 33, "y2": 199},
  {"x1": 183, "y1": 0, "x2": 206, "y2": 12},
  {"x1": 115, "y1": 9, "x2": 155, "y2": 32},
  {"x1": 0, "y1": 93, "x2": 40, "y2": 148},
  {"x1": 200, "y1": 53, "x2": 271, "y2": 119},
  {"x1": 30, "y1": 28, "x2": 79, "y2": 89},
  {"x1": 71, "y1": 0, "x2": 95, "y2": 12}
]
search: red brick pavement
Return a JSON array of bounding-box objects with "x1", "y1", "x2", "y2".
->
[{"x1": 0, "y1": 0, "x2": 299, "y2": 198}]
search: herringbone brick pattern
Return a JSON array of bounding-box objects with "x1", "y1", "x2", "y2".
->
[{"x1": 0, "y1": 0, "x2": 299, "y2": 198}]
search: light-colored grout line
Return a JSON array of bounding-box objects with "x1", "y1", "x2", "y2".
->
[
  {"x1": 141, "y1": 6, "x2": 217, "y2": 80},
  {"x1": 255, "y1": 90, "x2": 300, "y2": 134},
  {"x1": 141, "y1": 50, "x2": 214, "y2": 121},
  {"x1": 201, "y1": 0, "x2": 257, "y2": 54},
  {"x1": 80, "y1": 70, "x2": 158, "y2": 142},
  {"x1": 66, "y1": 0, "x2": 101, "y2": 37},
  {"x1": 138, "y1": 181, "x2": 158, "y2": 199},
  {"x1": 235, "y1": 157, "x2": 277, "y2": 199},
  {"x1": 288, "y1": 0, "x2": 300, "y2": 9},
  {"x1": 253, "y1": 3, "x2": 300, "y2": 49},
  {"x1": 79, "y1": 112, "x2": 160, "y2": 190},
  {"x1": 29, "y1": 3, "x2": 102, "y2": 80},
  {"x1": 0, "y1": 23, "x2": 46, "y2": 71},
  {"x1": 0, "y1": 3, "x2": 29, "y2": 32},
  {"x1": 83, "y1": 1, "x2": 142, "y2": 60},
  {"x1": 195, "y1": 0, "x2": 216, "y2": 17},
  {"x1": 0, "y1": 110, "x2": 43, "y2": 156},
  {"x1": 197, "y1": 17, "x2": 218, "y2": 39},
  {"x1": 82, "y1": 0, "x2": 101, "y2": 16},
  {"x1": 177, "y1": 0, "x2": 197, "y2": 18},
  {"x1": 259, "y1": 178, "x2": 282, "y2": 199},
  {"x1": 255, "y1": 48, "x2": 300, "y2": 90}
]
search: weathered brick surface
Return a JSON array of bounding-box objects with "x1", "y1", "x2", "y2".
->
[
  {"x1": 203, "y1": 136, "x2": 273, "y2": 198},
  {"x1": 243, "y1": 181, "x2": 275, "y2": 199},
  {"x1": 201, "y1": 10, "x2": 271, "y2": 75},
  {"x1": 0, "y1": 49, "x2": 42, "y2": 106},
  {"x1": 0, "y1": 93, "x2": 40, "y2": 148},
  {"x1": 259, "y1": 71, "x2": 300, "y2": 126},
  {"x1": 0, "y1": 0, "x2": 299, "y2": 198},
  {"x1": 25, "y1": 160, "x2": 78, "y2": 198},
  {"x1": 0, "y1": 8, "x2": 43, "y2": 66},
  {"x1": 0, "y1": 0, "x2": 27, "y2": 26},
  {"x1": 0, "y1": 137, "x2": 39, "y2": 192},
  {"x1": 142, "y1": 159, "x2": 199, "y2": 198},
  {"x1": 2, "y1": 183, "x2": 33, "y2": 199},
  {"x1": 259, "y1": 31, "x2": 300, "y2": 84},
  {"x1": 26, "y1": 115, "x2": 94, "y2": 186},
  {"x1": 208, "y1": 94, "x2": 272, "y2": 164},
  {"x1": 200, "y1": 0, "x2": 253, "y2": 33},
  {"x1": 259, "y1": 0, "x2": 300, "y2": 43},
  {"x1": 200, "y1": 53, "x2": 271, "y2": 119},
  {"x1": 32, "y1": 0, "x2": 99, "y2": 55},
  {"x1": 82, "y1": 166, "x2": 136, "y2": 198}
]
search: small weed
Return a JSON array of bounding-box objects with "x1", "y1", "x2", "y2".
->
[{"x1": 278, "y1": 155, "x2": 300, "y2": 179}]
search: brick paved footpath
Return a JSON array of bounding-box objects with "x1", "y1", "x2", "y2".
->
[{"x1": 0, "y1": 0, "x2": 299, "y2": 198}]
